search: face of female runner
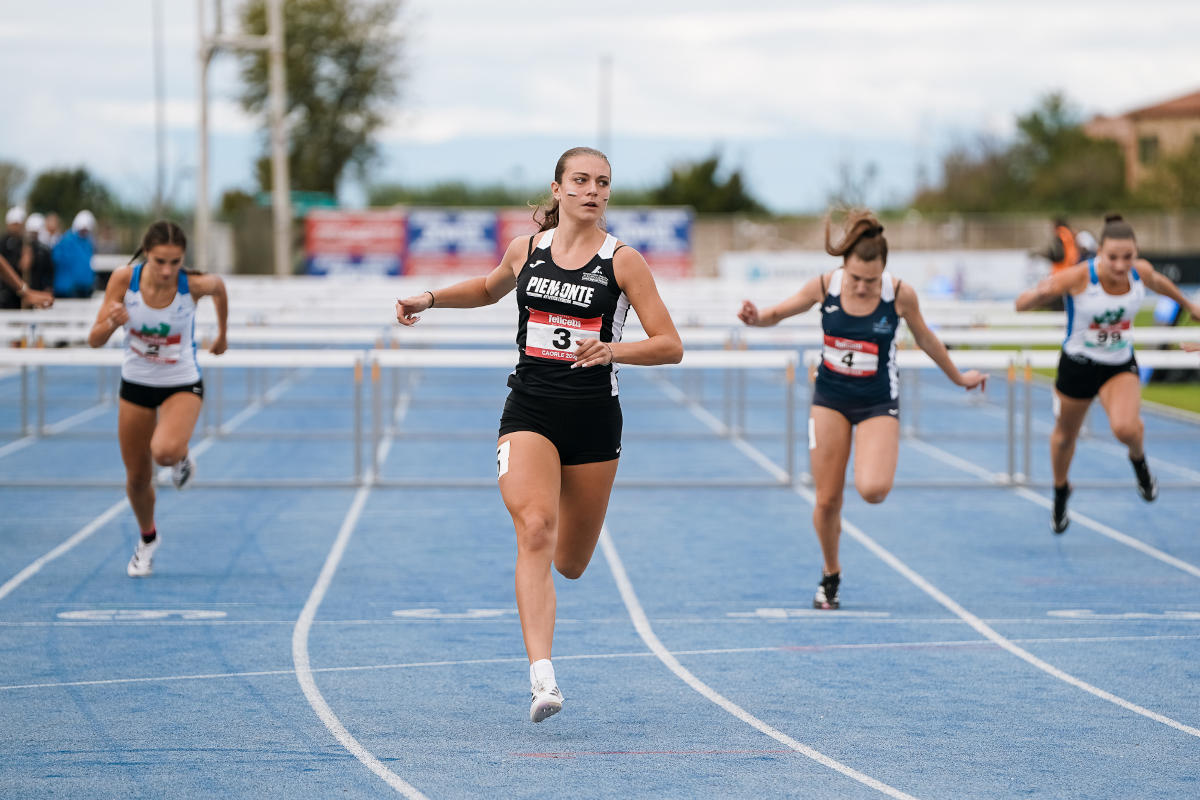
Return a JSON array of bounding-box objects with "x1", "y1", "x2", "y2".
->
[
  {"x1": 842, "y1": 254, "x2": 885, "y2": 302},
  {"x1": 145, "y1": 244, "x2": 186, "y2": 286},
  {"x1": 553, "y1": 154, "x2": 611, "y2": 222},
  {"x1": 1099, "y1": 236, "x2": 1136, "y2": 280}
]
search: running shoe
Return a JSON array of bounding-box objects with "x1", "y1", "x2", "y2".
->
[
  {"x1": 813, "y1": 572, "x2": 840, "y2": 610},
  {"x1": 171, "y1": 454, "x2": 195, "y2": 490},
  {"x1": 1132, "y1": 457, "x2": 1157, "y2": 502},
  {"x1": 529, "y1": 681, "x2": 564, "y2": 723},
  {"x1": 126, "y1": 537, "x2": 160, "y2": 578},
  {"x1": 1052, "y1": 483, "x2": 1071, "y2": 534}
]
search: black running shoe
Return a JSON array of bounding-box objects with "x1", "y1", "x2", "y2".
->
[
  {"x1": 1132, "y1": 457, "x2": 1157, "y2": 502},
  {"x1": 813, "y1": 572, "x2": 840, "y2": 610},
  {"x1": 1051, "y1": 483, "x2": 1071, "y2": 534}
]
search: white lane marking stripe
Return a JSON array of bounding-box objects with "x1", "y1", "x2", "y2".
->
[
  {"x1": 668, "y1": 381, "x2": 1200, "y2": 740},
  {"x1": 909, "y1": 437, "x2": 1200, "y2": 580},
  {"x1": 5, "y1": 633, "x2": 1200, "y2": 693},
  {"x1": 291, "y1": 390, "x2": 427, "y2": 799},
  {"x1": 0, "y1": 372, "x2": 299, "y2": 603},
  {"x1": 600, "y1": 525, "x2": 919, "y2": 800}
]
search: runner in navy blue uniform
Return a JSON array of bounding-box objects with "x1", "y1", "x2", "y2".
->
[
  {"x1": 1016, "y1": 214, "x2": 1200, "y2": 533},
  {"x1": 396, "y1": 147, "x2": 683, "y2": 723},
  {"x1": 739, "y1": 210, "x2": 985, "y2": 609}
]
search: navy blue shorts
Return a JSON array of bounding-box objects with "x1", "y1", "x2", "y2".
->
[
  {"x1": 498, "y1": 389, "x2": 622, "y2": 466},
  {"x1": 811, "y1": 388, "x2": 899, "y2": 425}
]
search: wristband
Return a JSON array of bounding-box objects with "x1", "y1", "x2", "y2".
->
[{"x1": 425, "y1": 290, "x2": 436, "y2": 308}]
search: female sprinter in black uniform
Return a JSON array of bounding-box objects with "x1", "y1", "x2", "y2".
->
[
  {"x1": 396, "y1": 147, "x2": 682, "y2": 723},
  {"x1": 739, "y1": 210, "x2": 986, "y2": 609}
]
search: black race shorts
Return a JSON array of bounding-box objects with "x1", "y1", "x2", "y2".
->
[
  {"x1": 1054, "y1": 351, "x2": 1138, "y2": 400},
  {"x1": 498, "y1": 389, "x2": 622, "y2": 466},
  {"x1": 812, "y1": 388, "x2": 900, "y2": 426},
  {"x1": 120, "y1": 378, "x2": 205, "y2": 409}
]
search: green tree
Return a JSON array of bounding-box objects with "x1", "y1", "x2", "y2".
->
[
  {"x1": 650, "y1": 154, "x2": 766, "y2": 214},
  {"x1": 0, "y1": 161, "x2": 27, "y2": 211},
  {"x1": 368, "y1": 181, "x2": 538, "y2": 208},
  {"x1": 238, "y1": 0, "x2": 404, "y2": 195},
  {"x1": 1134, "y1": 140, "x2": 1200, "y2": 209},
  {"x1": 26, "y1": 168, "x2": 115, "y2": 221}
]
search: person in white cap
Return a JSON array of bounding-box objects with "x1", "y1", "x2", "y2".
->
[
  {"x1": 52, "y1": 209, "x2": 97, "y2": 298},
  {"x1": 23, "y1": 213, "x2": 56, "y2": 301},
  {"x1": 1, "y1": 207, "x2": 31, "y2": 308}
]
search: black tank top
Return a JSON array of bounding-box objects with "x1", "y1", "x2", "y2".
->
[
  {"x1": 508, "y1": 228, "x2": 631, "y2": 400},
  {"x1": 816, "y1": 268, "x2": 900, "y2": 405}
]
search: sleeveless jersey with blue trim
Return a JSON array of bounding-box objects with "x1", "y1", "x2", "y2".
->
[
  {"x1": 121, "y1": 264, "x2": 200, "y2": 386},
  {"x1": 816, "y1": 268, "x2": 899, "y2": 404},
  {"x1": 1062, "y1": 259, "x2": 1144, "y2": 366},
  {"x1": 508, "y1": 229, "x2": 631, "y2": 400}
]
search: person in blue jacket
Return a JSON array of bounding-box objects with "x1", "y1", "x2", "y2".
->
[{"x1": 53, "y1": 210, "x2": 97, "y2": 298}]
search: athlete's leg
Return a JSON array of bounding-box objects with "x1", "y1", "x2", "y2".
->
[
  {"x1": 1051, "y1": 390, "x2": 1091, "y2": 486},
  {"x1": 150, "y1": 391, "x2": 202, "y2": 467},
  {"x1": 554, "y1": 458, "x2": 620, "y2": 580},
  {"x1": 1096, "y1": 372, "x2": 1144, "y2": 459},
  {"x1": 809, "y1": 406, "x2": 853, "y2": 576},
  {"x1": 118, "y1": 399, "x2": 158, "y2": 532},
  {"x1": 852, "y1": 415, "x2": 900, "y2": 504},
  {"x1": 498, "y1": 431, "x2": 563, "y2": 663}
]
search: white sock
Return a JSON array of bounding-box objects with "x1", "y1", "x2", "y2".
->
[{"x1": 530, "y1": 658, "x2": 556, "y2": 687}]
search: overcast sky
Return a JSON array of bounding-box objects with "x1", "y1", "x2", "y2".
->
[{"x1": 2, "y1": 0, "x2": 1198, "y2": 213}]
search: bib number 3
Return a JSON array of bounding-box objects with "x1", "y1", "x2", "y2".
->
[{"x1": 526, "y1": 308, "x2": 602, "y2": 362}]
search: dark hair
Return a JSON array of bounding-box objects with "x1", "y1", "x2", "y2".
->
[
  {"x1": 128, "y1": 219, "x2": 188, "y2": 266},
  {"x1": 1099, "y1": 213, "x2": 1136, "y2": 244},
  {"x1": 532, "y1": 146, "x2": 610, "y2": 232},
  {"x1": 825, "y1": 209, "x2": 887, "y2": 266}
]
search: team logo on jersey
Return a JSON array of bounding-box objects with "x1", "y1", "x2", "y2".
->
[
  {"x1": 581, "y1": 265, "x2": 609, "y2": 286},
  {"x1": 525, "y1": 276, "x2": 596, "y2": 308},
  {"x1": 1092, "y1": 307, "x2": 1125, "y2": 325},
  {"x1": 140, "y1": 322, "x2": 171, "y2": 337},
  {"x1": 528, "y1": 259, "x2": 545, "y2": 269},
  {"x1": 823, "y1": 304, "x2": 840, "y2": 314},
  {"x1": 872, "y1": 316, "x2": 893, "y2": 335}
]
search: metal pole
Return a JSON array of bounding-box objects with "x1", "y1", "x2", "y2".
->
[
  {"x1": 97, "y1": 366, "x2": 104, "y2": 404},
  {"x1": 785, "y1": 360, "x2": 795, "y2": 484},
  {"x1": 353, "y1": 360, "x2": 362, "y2": 484},
  {"x1": 736, "y1": 368, "x2": 746, "y2": 435},
  {"x1": 267, "y1": 0, "x2": 292, "y2": 277},
  {"x1": 215, "y1": 364, "x2": 224, "y2": 434},
  {"x1": 371, "y1": 360, "x2": 381, "y2": 479},
  {"x1": 36, "y1": 365, "x2": 45, "y2": 435},
  {"x1": 20, "y1": 365, "x2": 28, "y2": 435},
  {"x1": 723, "y1": 367, "x2": 732, "y2": 434},
  {"x1": 195, "y1": 0, "x2": 211, "y2": 272},
  {"x1": 1006, "y1": 359, "x2": 1016, "y2": 483},
  {"x1": 1022, "y1": 358, "x2": 1032, "y2": 483}
]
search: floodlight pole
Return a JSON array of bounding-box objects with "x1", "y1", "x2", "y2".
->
[{"x1": 195, "y1": 0, "x2": 291, "y2": 276}]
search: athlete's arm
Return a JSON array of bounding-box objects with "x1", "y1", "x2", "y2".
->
[
  {"x1": 737, "y1": 273, "x2": 826, "y2": 327},
  {"x1": 1135, "y1": 259, "x2": 1200, "y2": 321},
  {"x1": 190, "y1": 273, "x2": 229, "y2": 354},
  {"x1": 87, "y1": 266, "x2": 132, "y2": 348},
  {"x1": 0, "y1": 252, "x2": 53, "y2": 308},
  {"x1": 897, "y1": 282, "x2": 986, "y2": 391},
  {"x1": 575, "y1": 245, "x2": 682, "y2": 369},
  {"x1": 1015, "y1": 265, "x2": 1086, "y2": 311},
  {"x1": 395, "y1": 236, "x2": 524, "y2": 326}
]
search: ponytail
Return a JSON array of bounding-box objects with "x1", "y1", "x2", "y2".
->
[{"x1": 825, "y1": 209, "x2": 888, "y2": 266}]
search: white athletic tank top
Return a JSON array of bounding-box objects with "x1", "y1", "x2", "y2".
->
[
  {"x1": 1062, "y1": 259, "x2": 1144, "y2": 365},
  {"x1": 121, "y1": 263, "x2": 201, "y2": 386}
]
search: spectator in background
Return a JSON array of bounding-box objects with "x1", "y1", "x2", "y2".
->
[
  {"x1": 1075, "y1": 229, "x2": 1098, "y2": 262},
  {"x1": 53, "y1": 209, "x2": 97, "y2": 298},
  {"x1": 1031, "y1": 218, "x2": 1080, "y2": 312},
  {"x1": 40, "y1": 212, "x2": 63, "y2": 247},
  {"x1": 1, "y1": 207, "x2": 31, "y2": 309},
  {"x1": 24, "y1": 213, "x2": 55, "y2": 300}
]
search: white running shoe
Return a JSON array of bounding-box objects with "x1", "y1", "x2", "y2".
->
[
  {"x1": 126, "y1": 537, "x2": 160, "y2": 578},
  {"x1": 529, "y1": 681, "x2": 564, "y2": 723},
  {"x1": 171, "y1": 454, "x2": 195, "y2": 490}
]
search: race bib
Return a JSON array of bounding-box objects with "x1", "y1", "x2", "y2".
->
[
  {"x1": 822, "y1": 335, "x2": 878, "y2": 377},
  {"x1": 1084, "y1": 320, "x2": 1131, "y2": 350},
  {"x1": 129, "y1": 329, "x2": 182, "y2": 364},
  {"x1": 525, "y1": 308, "x2": 602, "y2": 362}
]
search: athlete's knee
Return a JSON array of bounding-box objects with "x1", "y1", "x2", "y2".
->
[
  {"x1": 555, "y1": 560, "x2": 588, "y2": 580},
  {"x1": 513, "y1": 509, "x2": 556, "y2": 553},
  {"x1": 857, "y1": 482, "x2": 892, "y2": 504},
  {"x1": 1110, "y1": 419, "x2": 1142, "y2": 444},
  {"x1": 150, "y1": 440, "x2": 187, "y2": 467},
  {"x1": 125, "y1": 470, "x2": 153, "y2": 491},
  {"x1": 812, "y1": 494, "x2": 842, "y2": 519}
]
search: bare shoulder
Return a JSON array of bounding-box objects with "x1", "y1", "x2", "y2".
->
[
  {"x1": 187, "y1": 271, "x2": 225, "y2": 296},
  {"x1": 613, "y1": 242, "x2": 652, "y2": 286},
  {"x1": 107, "y1": 265, "x2": 134, "y2": 293},
  {"x1": 1135, "y1": 258, "x2": 1157, "y2": 275}
]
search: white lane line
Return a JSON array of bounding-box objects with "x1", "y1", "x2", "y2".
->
[
  {"x1": 0, "y1": 400, "x2": 113, "y2": 459},
  {"x1": 0, "y1": 371, "x2": 299, "y2": 603},
  {"x1": 600, "y1": 525, "x2": 919, "y2": 800},
  {"x1": 291, "y1": 389, "x2": 427, "y2": 799},
  {"x1": 909, "y1": 437, "x2": 1200, "y2": 580},
  {"x1": 669, "y1": 382, "x2": 1200, "y2": 740},
  {"x1": 6, "y1": 632, "x2": 1200, "y2": 693}
]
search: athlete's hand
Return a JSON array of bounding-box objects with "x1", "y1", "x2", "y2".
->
[
  {"x1": 209, "y1": 332, "x2": 227, "y2": 355},
  {"x1": 959, "y1": 369, "x2": 987, "y2": 391},
  {"x1": 1181, "y1": 342, "x2": 1200, "y2": 353},
  {"x1": 22, "y1": 288, "x2": 53, "y2": 309},
  {"x1": 103, "y1": 301, "x2": 129, "y2": 331},
  {"x1": 571, "y1": 337, "x2": 614, "y2": 369},
  {"x1": 395, "y1": 293, "x2": 432, "y2": 326},
  {"x1": 737, "y1": 300, "x2": 760, "y2": 326}
]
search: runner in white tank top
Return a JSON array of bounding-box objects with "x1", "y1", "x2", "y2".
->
[
  {"x1": 1016, "y1": 214, "x2": 1200, "y2": 534},
  {"x1": 395, "y1": 147, "x2": 682, "y2": 723},
  {"x1": 88, "y1": 221, "x2": 228, "y2": 578}
]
